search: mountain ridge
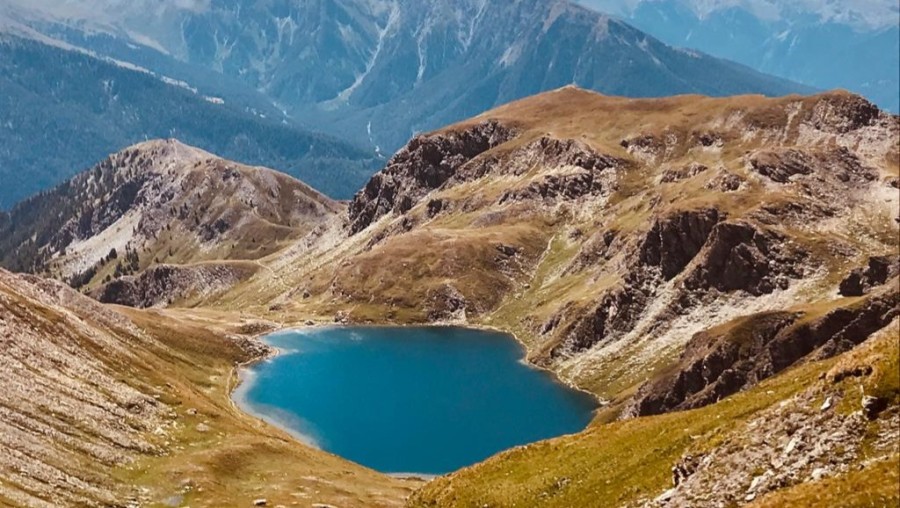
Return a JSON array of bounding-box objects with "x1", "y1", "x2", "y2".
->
[
  {"x1": 1, "y1": 0, "x2": 811, "y2": 155},
  {"x1": 0, "y1": 138, "x2": 342, "y2": 301},
  {"x1": 584, "y1": 0, "x2": 900, "y2": 112},
  {"x1": 0, "y1": 32, "x2": 380, "y2": 209}
]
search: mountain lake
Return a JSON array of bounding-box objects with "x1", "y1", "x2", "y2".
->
[{"x1": 233, "y1": 326, "x2": 598, "y2": 475}]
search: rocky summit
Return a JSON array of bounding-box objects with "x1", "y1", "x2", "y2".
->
[{"x1": 0, "y1": 86, "x2": 898, "y2": 507}]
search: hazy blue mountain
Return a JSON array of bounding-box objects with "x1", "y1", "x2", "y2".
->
[
  {"x1": 160, "y1": 0, "x2": 812, "y2": 150},
  {"x1": 580, "y1": 0, "x2": 900, "y2": 112},
  {"x1": 3, "y1": 0, "x2": 810, "y2": 155},
  {"x1": 0, "y1": 34, "x2": 378, "y2": 209}
]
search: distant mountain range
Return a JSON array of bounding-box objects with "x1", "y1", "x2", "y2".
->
[
  {"x1": 581, "y1": 0, "x2": 900, "y2": 112},
  {"x1": 0, "y1": 29, "x2": 379, "y2": 209},
  {"x1": 0, "y1": 0, "x2": 810, "y2": 207}
]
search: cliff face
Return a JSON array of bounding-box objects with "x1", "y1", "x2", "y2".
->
[
  {"x1": 627, "y1": 277, "x2": 900, "y2": 417},
  {"x1": 347, "y1": 120, "x2": 517, "y2": 234}
]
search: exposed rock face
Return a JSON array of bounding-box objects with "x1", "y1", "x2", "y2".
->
[
  {"x1": 806, "y1": 92, "x2": 882, "y2": 134},
  {"x1": 683, "y1": 221, "x2": 803, "y2": 296},
  {"x1": 749, "y1": 149, "x2": 815, "y2": 183},
  {"x1": 649, "y1": 384, "x2": 892, "y2": 507},
  {"x1": 840, "y1": 255, "x2": 900, "y2": 296},
  {"x1": 638, "y1": 208, "x2": 723, "y2": 280},
  {"x1": 628, "y1": 282, "x2": 899, "y2": 417},
  {"x1": 497, "y1": 138, "x2": 623, "y2": 204},
  {"x1": 427, "y1": 284, "x2": 469, "y2": 322},
  {"x1": 549, "y1": 209, "x2": 726, "y2": 357},
  {"x1": 548, "y1": 209, "x2": 812, "y2": 359},
  {"x1": 750, "y1": 147, "x2": 878, "y2": 188},
  {"x1": 660, "y1": 163, "x2": 709, "y2": 183},
  {"x1": 626, "y1": 312, "x2": 800, "y2": 417},
  {"x1": 705, "y1": 171, "x2": 745, "y2": 192},
  {"x1": 92, "y1": 263, "x2": 259, "y2": 308},
  {"x1": 348, "y1": 121, "x2": 515, "y2": 234}
]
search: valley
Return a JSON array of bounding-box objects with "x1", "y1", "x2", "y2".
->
[{"x1": 0, "y1": 86, "x2": 897, "y2": 507}]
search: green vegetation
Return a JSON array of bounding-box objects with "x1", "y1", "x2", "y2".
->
[{"x1": 0, "y1": 37, "x2": 378, "y2": 209}]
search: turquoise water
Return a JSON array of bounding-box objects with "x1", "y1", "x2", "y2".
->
[{"x1": 234, "y1": 326, "x2": 597, "y2": 475}]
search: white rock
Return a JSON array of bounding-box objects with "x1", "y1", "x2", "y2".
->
[
  {"x1": 784, "y1": 436, "x2": 801, "y2": 455},
  {"x1": 654, "y1": 488, "x2": 676, "y2": 503},
  {"x1": 811, "y1": 468, "x2": 829, "y2": 481},
  {"x1": 820, "y1": 396, "x2": 833, "y2": 412}
]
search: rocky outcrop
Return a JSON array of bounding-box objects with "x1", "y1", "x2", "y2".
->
[
  {"x1": 683, "y1": 221, "x2": 803, "y2": 296},
  {"x1": 650, "y1": 381, "x2": 894, "y2": 507},
  {"x1": 550, "y1": 209, "x2": 724, "y2": 357},
  {"x1": 628, "y1": 283, "x2": 899, "y2": 417},
  {"x1": 550, "y1": 283, "x2": 649, "y2": 357},
  {"x1": 839, "y1": 255, "x2": 900, "y2": 297},
  {"x1": 92, "y1": 263, "x2": 258, "y2": 308},
  {"x1": 805, "y1": 92, "x2": 881, "y2": 134},
  {"x1": 704, "y1": 171, "x2": 745, "y2": 192},
  {"x1": 749, "y1": 149, "x2": 815, "y2": 183},
  {"x1": 626, "y1": 312, "x2": 800, "y2": 417},
  {"x1": 660, "y1": 163, "x2": 709, "y2": 184},
  {"x1": 638, "y1": 208, "x2": 723, "y2": 280},
  {"x1": 496, "y1": 139, "x2": 622, "y2": 204},
  {"x1": 347, "y1": 121, "x2": 515, "y2": 234},
  {"x1": 427, "y1": 284, "x2": 468, "y2": 322},
  {"x1": 749, "y1": 147, "x2": 878, "y2": 186}
]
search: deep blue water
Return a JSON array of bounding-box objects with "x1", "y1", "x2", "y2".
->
[{"x1": 234, "y1": 326, "x2": 597, "y2": 475}]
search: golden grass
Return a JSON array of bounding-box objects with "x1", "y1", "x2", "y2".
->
[
  {"x1": 411, "y1": 318, "x2": 900, "y2": 508},
  {"x1": 750, "y1": 455, "x2": 899, "y2": 508},
  {"x1": 410, "y1": 353, "x2": 830, "y2": 508},
  {"x1": 108, "y1": 308, "x2": 421, "y2": 508}
]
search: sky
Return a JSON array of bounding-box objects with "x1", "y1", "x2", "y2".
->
[{"x1": 577, "y1": 0, "x2": 899, "y2": 28}]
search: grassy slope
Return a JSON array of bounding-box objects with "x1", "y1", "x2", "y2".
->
[
  {"x1": 0, "y1": 265, "x2": 417, "y2": 508},
  {"x1": 110, "y1": 308, "x2": 422, "y2": 508},
  {"x1": 410, "y1": 320, "x2": 900, "y2": 507}
]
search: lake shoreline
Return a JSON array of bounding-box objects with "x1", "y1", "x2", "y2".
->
[
  {"x1": 228, "y1": 321, "x2": 600, "y2": 477},
  {"x1": 256, "y1": 321, "x2": 605, "y2": 406}
]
